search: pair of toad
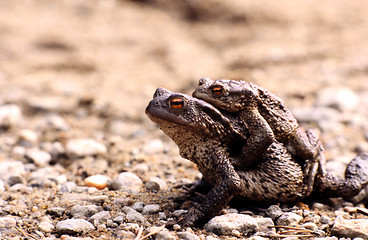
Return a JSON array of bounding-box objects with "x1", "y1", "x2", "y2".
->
[{"x1": 145, "y1": 78, "x2": 368, "y2": 227}]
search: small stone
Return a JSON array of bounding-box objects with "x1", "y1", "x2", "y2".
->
[
  {"x1": 204, "y1": 213, "x2": 258, "y2": 235},
  {"x1": 276, "y1": 212, "x2": 303, "y2": 226},
  {"x1": 0, "y1": 180, "x2": 4, "y2": 192},
  {"x1": 90, "y1": 211, "x2": 111, "y2": 223},
  {"x1": 172, "y1": 209, "x2": 188, "y2": 218},
  {"x1": 115, "y1": 230, "x2": 136, "y2": 239},
  {"x1": 109, "y1": 172, "x2": 143, "y2": 192},
  {"x1": 205, "y1": 236, "x2": 220, "y2": 240},
  {"x1": 145, "y1": 181, "x2": 160, "y2": 192},
  {"x1": 142, "y1": 204, "x2": 160, "y2": 215},
  {"x1": 113, "y1": 214, "x2": 125, "y2": 224},
  {"x1": 0, "y1": 161, "x2": 25, "y2": 181},
  {"x1": 0, "y1": 216, "x2": 17, "y2": 229},
  {"x1": 39, "y1": 221, "x2": 55, "y2": 233},
  {"x1": 18, "y1": 129, "x2": 38, "y2": 145},
  {"x1": 142, "y1": 139, "x2": 164, "y2": 154},
  {"x1": 26, "y1": 148, "x2": 52, "y2": 167},
  {"x1": 254, "y1": 217, "x2": 275, "y2": 235},
  {"x1": 66, "y1": 138, "x2": 107, "y2": 157},
  {"x1": 123, "y1": 207, "x2": 145, "y2": 223},
  {"x1": 265, "y1": 205, "x2": 283, "y2": 221},
  {"x1": 6, "y1": 175, "x2": 24, "y2": 186},
  {"x1": 312, "y1": 202, "x2": 329, "y2": 210},
  {"x1": 70, "y1": 205, "x2": 100, "y2": 219},
  {"x1": 316, "y1": 87, "x2": 359, "y2": 111},
  {"x1": 47, "y1": 207, "x2": 65, "y2": 217},
  {"x1": 302, "y1": 222, "x2": 318, "y2": 231},
  {"x1": 177, "y1": 231, "x2": 200, "y2": 240},
  {"x1": 147, "y1": 177, "x2": 167, "y2": 191},
  {"x1": 132, "y1": 202, "x2": 144, "y2": 212},
  {"x1": 60, "y1": 182, "x2": 77, "y2": 193},
  {"x1": 84, "y1": 174, "x2": 110, "y2": 190},
  {"x1": 44, "y1": 115, "x2": 69, "y2": 131},
  {"x1": 0, "y1": 104, "x2": 22, "y2": 128},
  {"x1": 331, "y1": 216, "x2": 368, "y2": 238},
  {"x1": 156, "y1": 229, "x2": 176, "y2": 240},
  {"x1": 56, "y1": 219, "x2": 95, "y2": 234},
  {"x1": 313, "y1": 237, "x2": 338, "y2": 240}
]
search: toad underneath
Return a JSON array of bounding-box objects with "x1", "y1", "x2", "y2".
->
[{"x1": 145, "y1": 87, "x2": 368, "y2": 227}]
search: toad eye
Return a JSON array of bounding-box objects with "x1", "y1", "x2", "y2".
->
[
  {"x1": 170, "y1": 98, "x2": 185, "y2": 109},
  {"x1": 211, "y1": 86, "x2": 223, "y2": 96}
]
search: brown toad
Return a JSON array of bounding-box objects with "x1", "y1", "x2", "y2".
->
[
  {"x1": 193, "y1": 78, "x2": 326, "y2": 191},
  {"x1": 145, "y1": 88, "x2": 368, "y2": 227}
]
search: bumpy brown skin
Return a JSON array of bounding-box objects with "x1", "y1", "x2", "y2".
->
[
  {"x1": 193, "y1": 78, "x2": 325, "y2": 192},
  {"x1": 145, "y1": 88, "x2": 368, "y2": 227},
  {"x1": 146, "y1": 88, "x2": 306, "y2": 226}
]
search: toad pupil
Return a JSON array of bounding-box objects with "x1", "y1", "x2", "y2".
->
[
  {"x1": 211, "y1": 87, "x2": 223, "y2": 96},
  {"x1": 170, "y1": 98, "x2": 184, "y2": 109}
]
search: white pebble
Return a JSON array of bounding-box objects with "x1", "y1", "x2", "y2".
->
[
  {"x1": 66, "y1": 138, "x2": 107, "y2": 157},
  {"x1": 142, "y1": 139, "x2": 164, "y2": 154},
  {"x1": 0, "y1": 104, "x2": 22, "y2": 128},
  {"x1": 39, "y1": 221, "x2": 55, "y2": 233},
  {"x1": 84, "y1": 174, "x2": 110, "y2": 190},
  {"x1": 26, "y1": 148, "x2": 52, "y2": 167},
  {"x1": 109, "y1": 172, "x2": 143, "y2": 192}
]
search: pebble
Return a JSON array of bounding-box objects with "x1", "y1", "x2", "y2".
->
[
  {"x1": 316, "y1": 86, "x2": 359, "y2": 111},
  {"x1": 156, "y1": 229, "x2": 176, "y2": 240},
  {"x1": 204, "y1": 213, "x2": 258, "y2": 235},
  {"x1": 177, "y1": 231, "x2": 201, "y2": 240},
  {"x1": 90, "y1": 211, "x2": 111, "y2": 224},
  {"x1": 0, "y1": 104, "x2": 22, "y2": 128},
  {"x1": 6, "y1": 175, "x2": 24, "y2": 186},
  {"x1": 145, "y1": 181, "x2": 160, "y2": 191},
  {"x1": 60, "y1": 181, "x2": 77, "y2": 193},
  {"x1": 142, "y1": 139, "x2": 164, "y2": 154},
  {"x1": 44, "y1": 115, "x2": 70, "y2": 131},
  {"x1": 26, "y1": 148, "x2": 52, "y2": 167},
  {"x1": 147, "y1": 176, "x2": 167, "y2": 191},
  {"x1": 0, "y1": 161, "x2": 25, "y2": 181},
  {"x1": 70, "y1": 205, "x2": 100, "y2": 219},
  {"x1": 0, "y1": 216, "x2": 17, "y2": 229},
  {"x1": 302, "y1": 222, "x2": 318, "y2": 231},
  {"x1": 204, "y1": 236, "x2": 220, "y2": 240},
  {"x1": 39, "y1": 221, "x2": 55, "y2": 233},
  {"x1": 56, "y1": 219, "x2": 95, "y2": 235},
  {"x1": 331, "y1": 216, "x2": 368, "y2": 238},
  {"x1": 276, "y1": 212, "x2": 303, "y2": 226},
  {"x1": 265, "y1": 205, "x2": 283, "y2": 221},
  {"x1": 0, "y1": 180, "x2": 4, "y2": 192},
  {"x1": 254, "y1": 217, "x2": 275, "y2": 235},
  {"x1": 18, "y1": 129, "x2": 38, "y2": 145},
  {"x1": 123, "y1": 207, "x2": 145, "y2": 224},
  {"x1": 84, "y1": 174, "x2": 110, "y2": 190},
  {"x1": 142, "y1": 204, "x2": 160, "y2": 215},
  {"x1": 132, "y1": 202, "x2": 144, "y2": 212},
  {"x1": 109, "y1": 172, "x2": 143, "y2": 192},
  {"x1": 66, "y1": 138, "x2": 107, "y2": 157},
  {"x1": 47, "y1": 207, "x2": 65, "y2": 217}
]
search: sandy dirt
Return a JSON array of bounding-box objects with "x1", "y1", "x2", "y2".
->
[{"x1": 1, "y1": 0, "x2": 368, "y2": 239}]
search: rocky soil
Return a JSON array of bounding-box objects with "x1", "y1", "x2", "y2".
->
[{"x1": 1, "y1": 0, "x2": 368, "y2": 239}]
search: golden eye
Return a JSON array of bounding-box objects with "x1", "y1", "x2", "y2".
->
[
  {"x1": 211, "y1": 86, "x2": 223, "y2": 96},
  {"x1": 170, "y1": 98, "x2": 184, "y2": 109}
]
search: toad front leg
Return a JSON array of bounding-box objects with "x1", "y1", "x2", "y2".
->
[{"x1": 180, "y1": 147, "x2": 242, "y2": 227}]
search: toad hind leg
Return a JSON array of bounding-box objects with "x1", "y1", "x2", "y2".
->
[{"x1": 316, "y1": 153, "x2": 368, "y2": 197}]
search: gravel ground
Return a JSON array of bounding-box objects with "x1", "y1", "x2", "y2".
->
[{"x1": 1, "y1": 0, "x2": 368, "y2": 239}]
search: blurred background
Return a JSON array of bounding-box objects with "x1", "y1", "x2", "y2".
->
[{"x1": 0, "y1": 0, "x2": 368, "y2": 163}]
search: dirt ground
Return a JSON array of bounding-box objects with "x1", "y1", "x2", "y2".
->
[{"x1": 1, "y1": 0, "x2": 368, "y2": 239}]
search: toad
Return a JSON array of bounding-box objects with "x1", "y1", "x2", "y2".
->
[
  {"x1": 193, "y1": 78, "x2": 326, "y2": 192},
  {"x1": 145, "y1": 88, "x2": 368, "y2": 227}
]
